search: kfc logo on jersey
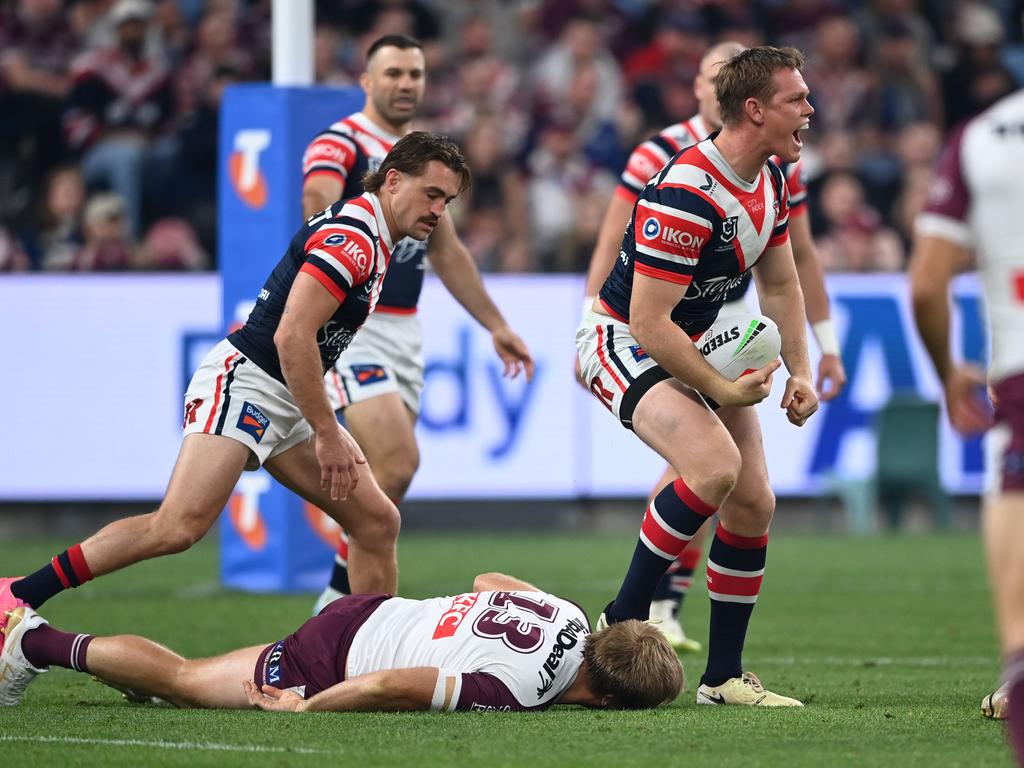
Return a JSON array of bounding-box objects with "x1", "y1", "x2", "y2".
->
[
  {"x1": 432, "y1": 593, "x2": 481, "y2": 639},
  {"x1": 229, "y1": 129, "x2": 271, "y2": 209}
]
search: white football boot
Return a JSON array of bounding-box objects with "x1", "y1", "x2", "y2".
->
[
  {"x1": 0, "y1": 606, "x2": 48, "y2": 706},
  {"x1": 696, "y1": 671, "x2": 803, "y2": 707},
  {"x1": 982, "y1": 682, "x2": 1010, "y2": 719},
  {"x1": 649, "y1": 600, "x2": 702, "y2": 653}
]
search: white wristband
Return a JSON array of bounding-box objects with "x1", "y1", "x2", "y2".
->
[
  {"x1": 582, "y1": 295, "x2": 597, "y2": 323},
  {"x1": 812, "y1": 318, "x2": 840, "y2": 357}
]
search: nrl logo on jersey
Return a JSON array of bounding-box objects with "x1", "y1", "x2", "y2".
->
[{"x1": 721, "y1": 216, "x2": 738, "y2": 242}]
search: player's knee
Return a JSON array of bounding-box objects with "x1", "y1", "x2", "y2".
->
[
  {"x1": 150, "y1": 507, "x2": 213, "y2": 555},
  {"x1": 350, "y1": 501, "x2": 401, "y2": 550},
  {"x1": 700, "y1": 441, "x2": 742, "y2": 502}
]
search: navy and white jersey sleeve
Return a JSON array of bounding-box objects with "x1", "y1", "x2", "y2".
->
[
  {"x1": 299, "y1": 197, "x2": 379, "y2": 301},
  {"x1": 631, "y1": 186, "x2": 717, "y2": 286}
]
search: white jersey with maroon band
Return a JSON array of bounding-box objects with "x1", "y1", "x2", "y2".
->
[
  {"x1": 916, "y1": 90, "x2": 1024, "y2": 381},
  {"x1": 346, "y1": 591, "x2": 590, "y2": 711}
]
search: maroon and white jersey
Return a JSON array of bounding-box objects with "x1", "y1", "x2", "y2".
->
[
  {"x1": 346, "y1": 591, "x2": 590, "y2": 712},
  {"x1": 916, "y1": 89, "x2": 1024, "y2": 381}
]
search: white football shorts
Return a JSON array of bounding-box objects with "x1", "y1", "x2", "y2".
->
[
  {"x1": 576, "y1": 311, "x2": 671, "y2": 430},
  {"x1": 325, "y1": 311, "x2": 424, "y2": 415},
  {"x1": 183, "y1": 339, "x2": 314, "y2": 470}
]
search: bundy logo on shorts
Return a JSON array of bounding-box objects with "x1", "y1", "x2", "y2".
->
[
  {"x1": 265, "y1": 641, "x2": 285, "y2": 685},
  {"x1": 236, "y1": 401, "x2": 270, "y2": 443},
  {"x1": 351, "y1": 364, "x2": 388, "y2": 385}
]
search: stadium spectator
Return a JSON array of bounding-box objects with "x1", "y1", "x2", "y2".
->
[
  {"x1": 24, "y1": 165, "x2": 86, "y2": 271},
  {"x1": 0, "y1": 572, "x2": 683, "y2": 713},
  {"x1": 869, "y1": 20, "x2": 944, "y2": 133},
  {"x1": 135, "y1": 217, "x2": 208, "y2": 271},
  {"x1": 76, "y1": 191, "x2": 133, "y2": 271},
  {"x1": 63, "y1": 0, "x2": 174, "y2": 239},
  {"x1": 909, "y1": 86, "x2": 1024, "y2": 757},
  {"x1": 0, "y1": 132, "x2": 472, "y2": 634},
  {"x1": 802, "y1": 16, "x2": 874, "y2": 137},
  {"x1": 815, "y1": 172, "x2": 904, "y2": 272}
]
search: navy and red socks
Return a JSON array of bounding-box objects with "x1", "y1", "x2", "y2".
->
[
  {"x1": 651, "y1": 544, "x2": 703, "y2": 612},
  {"x1": 327, "y1": 531, "x2": 352, "y2": 595},
  {"x1": 701, "y1": 524, "x2": 768, "y2": 687},
  {"x1": 608, "y1": 479, "x2": 717, "y2": 622},
  {"x1": 12, "y1": 544, "x2": 94, "y2": 609}
]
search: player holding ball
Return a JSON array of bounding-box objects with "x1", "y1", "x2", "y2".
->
[{"x1": 576, "y1": 46, "x2": 818, "y2": 707}]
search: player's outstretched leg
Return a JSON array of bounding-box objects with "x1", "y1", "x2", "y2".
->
[
  {"x1": 695, "y1": 406, "x2": 801, "y2": 707},
  {"x1": 0, "y1": 434, "x2": 250, "y2": 649}
]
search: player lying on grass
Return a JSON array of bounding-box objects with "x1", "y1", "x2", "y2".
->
[{"x1": 0, "y1": 573, "x2": 682, "y2": 712}]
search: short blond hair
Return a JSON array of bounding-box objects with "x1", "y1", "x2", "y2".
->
[
  {"x1": 583, "y1": 620, "x2": 683, "y2": 709},
  {"x1": 714, "y1": 45, "x2": 806, "y2": 126}
]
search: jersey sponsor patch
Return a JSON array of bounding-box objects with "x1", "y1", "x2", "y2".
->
[
  {"x1": 236, "y1": 401, "x2": 270, "y2": 443},
  {"x1": 324, "y1": 233, "x2": 346, "y2": 247},
  {"x1": 350, "y1": 364, "x2": 388, "y2": 385},
  {"x1": 432, "y1": 593, "x2": 480, "y2": 639}
]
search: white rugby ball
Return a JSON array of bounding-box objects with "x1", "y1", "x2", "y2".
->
[{"x1": 697, "y1": 314, "x2": 781, "y2": 381}]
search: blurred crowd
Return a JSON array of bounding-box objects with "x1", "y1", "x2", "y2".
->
[{"x1": 0, "y1": 0, "x2": 1021, "y2": 273}]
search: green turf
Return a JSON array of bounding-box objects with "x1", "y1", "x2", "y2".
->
[{"x1": 0, "y1": 531, "x2": 1011, "y2": 767}]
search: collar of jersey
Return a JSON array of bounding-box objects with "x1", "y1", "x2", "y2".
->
[
  {"x1": 351, "y1": 112, "x2": 404, "y2": 146},
  {"x1": 698, "y1": 137, "x2": 760, "y2": 193},
  {"x1": 364, "y1": 192, "x2": 396, "y2": 256}
]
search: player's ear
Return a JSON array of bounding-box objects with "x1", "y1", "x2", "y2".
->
[
  {"x1": 599, "y1": 692, "x2": 617, "y2": 709},
  {"x1": 746, "y1": 97, "x2": 765, "y2": 126},
  {"x1": 385, "y1": 168, "x2": 403, "y2": 194},
  {"x1": 359, "y1": 70, "x2": 372, "y2": 94}
]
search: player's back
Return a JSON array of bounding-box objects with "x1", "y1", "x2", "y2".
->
[{"x1": 347, "y1": 591, "x2": 590, "y2": 710}]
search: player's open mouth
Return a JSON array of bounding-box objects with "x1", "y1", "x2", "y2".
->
[{"x1": 792, "y1": 123, "x2": 809, "y2": 147}]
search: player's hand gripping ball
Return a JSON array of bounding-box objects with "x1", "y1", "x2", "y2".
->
[{"x1": 698, "y1": 314, "x2": 782, "y2": 380}]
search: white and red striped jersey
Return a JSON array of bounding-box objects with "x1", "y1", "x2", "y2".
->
[
  {"x1": 600, "y1": 137, "x2": 790, "y2": 338},
  {"x1": 301, "y1": 112, "x2": 426, "y2": 312},
  {"x1": 916, "y1": 89, "x2": 1024, "y2": 381},
  {"x1": 229, "y1": 193, "x2": 393, "y2": 383},
  {"x1": 347, "y1": 591, "x2": 590, "y2": 712}
]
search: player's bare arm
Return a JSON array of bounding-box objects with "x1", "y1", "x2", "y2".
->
[
  {"x1": 245, "y1": 667, "x2": 438, "y2": 713},
  {"x1": 909, "y1": 234, "x2": 991, "y2": 435},
  {"x1": 585, "y1": 192, "x2": 636, "y2": 301},
  {"x1": 427, "y1": 216, "x2": 535, "y2": 380},
  {"x1": 275, "y1": 272, "x2": 367, "y2": 499},
  {"x1": 302, "y1": 175, "x2": 344, "y2": 220},
  {"x1": 754, "y1": 240, "x2": 818, "y2": 426},
  {"x1": 472, "y1": 572, "x2": 541, "y2": 592},
  {"x1": 630, "y1": 273, "x2": 777, "y2": 408},
  {"x1": 789, "y1": 210, "x2": 846, "y2": 400}
]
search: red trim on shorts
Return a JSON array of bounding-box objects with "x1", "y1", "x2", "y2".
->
[
  {"x1": 375, "y1": 305, "x2": 418, "y2": 315},
  {"x1": 599, "y1": 298, "x2": 629, "y2": 323},
  {"x1": 300, "y1": 262, "x2": 349, "y2": 304},
  {"x1": 595, "y1": 325, "x2": 627, "y2": 393},
  {"x1": 329, "y1": 371, "x2": 347, "y2": 408},
  {"x1": 203, "y1": 352, "x2": 239, "y2": 433},
  {"x1": 67, "y1": 544, "x2": 93, "y2": 584},
  {"x1": 715, "y1": 523, "x2": 768, "y2": 550},
  {"x1": 673, "y1": 478, "x2": 718, "y2": 517}
]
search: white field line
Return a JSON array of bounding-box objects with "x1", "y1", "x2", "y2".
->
[
  {"x1": 754, "y1": 655, "x2": 995, "y2": 668},
  {"x1": 0, "y1": 735, "x2": 331, "y2": 755}
]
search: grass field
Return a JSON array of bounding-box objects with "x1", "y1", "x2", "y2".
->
[{"x1": 0, "y1": 530, "x2": 1012, "y2": 767}]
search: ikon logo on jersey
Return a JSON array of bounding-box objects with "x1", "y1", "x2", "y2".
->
[
  {"x1": 236, "y1": 401, "x2": 270, "y2": 443},
  {"x1": 351, "y1": 364, "x2": 388, "y2": 385},
  {"x1": 639, "y1": 212, "x2": 708, "y2": 252},
  {"x1": 229, "y1": 129, "x2": 271, "y2": 209},
  {"x1": 324, "y1": 234, "x2": 346, "y2": 247},
  {"x1": 432, "y1": 593, "x2": 480, "y2": 639}
]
